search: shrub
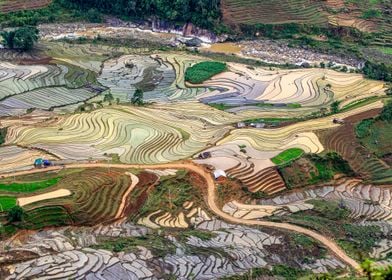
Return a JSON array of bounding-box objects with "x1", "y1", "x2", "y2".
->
[
  {"x1": 131, "y1": 89, "x2": 144, "y2": 106},
  {"x1": 330, "y1": 100, "x2": 340, "y2": 114},
  {"x1": 0, "y1": 127, "x2": 7, "y2": 145},
  {"x1": 7, "y1": 206, "x2": 25, "y2": 223},
  {"x1": 356, "y1": 119, "x2": 374, "y2": 138}
]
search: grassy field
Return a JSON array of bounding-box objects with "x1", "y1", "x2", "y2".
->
[
  {"x1": 379, "y1": 47, "x2": 392, "y2": 55},
  {"x1": 0, "y1": 196, "x2": 17, "y2": 211},
  {"x1": 0, "y1": 178, "x2": 60, "y2": 193},
  {"x1": 185, "y1": 61, "x2": 227, "y2": 84},
  {"x1": 271, "y1": 148, "x2": 304, "y2": 166},
  {"x1": 356, "y1": 119, "x2": 392, "y2": 158},
  {"x1": 279, "y1": 153, "x2": 354, "y2": 188}
]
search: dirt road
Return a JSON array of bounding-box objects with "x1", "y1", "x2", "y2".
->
[{"x1": 1, "y1": 162, "x2": 361, "y2": 271}]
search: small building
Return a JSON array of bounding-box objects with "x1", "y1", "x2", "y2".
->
[
  {"x1": 255, "y1": 123, "x2": 265, "y2": 128},
  {"x1": 34, "y1": 158, "x2": 52, "y2": 168},
  {"x1": 43, "y1": 160, "x2": 52, "y2": 167},
  {"x1": 333, "y1": 118, "x2": 345, "y2": 124},
  {"x1": 236, "y1": 122, "x2": 246, "y2": 128},
  {"x1": 213, "y1": 169, "x2": 227, "y2": 181},
  {"x1": 34, "y1": 158, "x2": 43, "y2": 167},
  {"x1": 198, "y1": 152, "x2": 212, "y2": 159}
]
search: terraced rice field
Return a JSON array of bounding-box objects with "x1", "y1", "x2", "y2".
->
[
  {"x1": 318, "y1": 108, "x2": 392, "y2": 184},
  {"x1": 258, "y1": 178, "x2": 392, "y2": 222},
  {"x1": 221, "y1": 0, "x2": 328, "y2": 26},
  {"x1": 1, "y1": 219, "x2": 347, "y2": 279},
  {"x1": 0, "y1": 0, "x2": 51, "y2": 13},
  {"x1": 4, "y1": 103, "x2": 233, "y2": 163},
  {"x1": 99, "y1": 54, "x2": 207, "y2": 102},
  {"x1": 0, "y1": 169, "x2": 146, "y2": 226},
  {"x1": 0, "y1": 145, "x2": 56, "y2": 173},
  {"x1": 198, "y1": 63, "x2": 385, "y2": 111},
  {"x1": 221, "y1": 0, "x2": 386, "y2": 36},
  {"x1": 0, "y1": 86, "x2": 101, "y2": 116},
  {"x1": 195, "y1": 100, "x2": 384, "y2": 194}
]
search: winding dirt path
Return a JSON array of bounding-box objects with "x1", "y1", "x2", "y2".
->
[
  {"x1": 114, "y1": 172, "x2": 139, "y2": 219},
  {"x1": 0, "y1": 161, "x2": 361, "y2": 271}
]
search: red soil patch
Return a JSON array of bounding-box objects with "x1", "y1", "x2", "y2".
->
[{"x1": 120, "y1": 171, "x2": 159, "y2": 220}]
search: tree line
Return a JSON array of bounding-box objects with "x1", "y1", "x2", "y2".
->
[{"x1": 59, "y1": 0, "x2": 221, "y2": 29}]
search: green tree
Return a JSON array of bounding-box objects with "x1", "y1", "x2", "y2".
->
[
  {"x1": 131, "y1": 88, "x2": 144, "y2": 106},
  {"x1": 13, "y1": 26, "x2": 39, "y2": 51},
  {"x1": 361, "y1": 259, "x2": 392, "y2": 280},
  {"x1": 0, "y1": 30, "x2": 16, "y2": 49},
  {"x1": 7, "y1": 206, "x2": 25, "y2": 223},
  {"x1": 330, "y1": 101, "x2": 340, "y2": 114},
  {"x1": 103, "y1": 93, "x2": 114, "y2": 103},
  {"x1": 379, "y1": 101, "x2": 392, "y2": 122},
  {"x1": 86, "y1": 8, "x2": 103, "y2": 23}
]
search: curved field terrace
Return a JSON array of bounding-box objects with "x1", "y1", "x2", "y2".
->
[{"x1": 0, "y1": 36, "x2": 390, "y2": 279}]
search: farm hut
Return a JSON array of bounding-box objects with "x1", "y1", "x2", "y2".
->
[
  {"x1": 236, "y1": 122, "x2": 246, "y2": 128},
  {"x1": 255, "y1": 123, "x2": 265, "y2": 128},
  {"x1": 43, "y1": 160, "x2": 52, "y2": 167},
  {"x1": 34, "y1": 158, "x2": 43, "y2": 167},
  {"x1": 333, "y1": 118, "x2": 345, "y2": 124},
  {"x1": 199, "y1": 152, "x2": 212, "y2": 159},
  {"x1": 214, "y1": 169, "x2": 227, "y2": 181}
]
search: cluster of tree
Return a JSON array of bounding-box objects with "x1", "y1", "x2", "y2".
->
[
  {"x1": 362, "y1": 61, "x2": 392, "y2": 82},
  {"x1": 0, "y1": 26, "x2": 39, "y2": 51},
  {"x1": 60, "y1": 0, "x2": 220, "y2": 29},
  {"x1": 379, "y1": 101, "x2": 392, "y2": 122}
]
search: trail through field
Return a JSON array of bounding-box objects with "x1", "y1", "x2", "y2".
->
[
  {"x1": 1, "y1": 161, "x2": 361, "y2": 271},
  {"x1": 114, "y1": 172, "x2": 139, "y2": 219},
  {"x1": 17, "y1": 189, "x2": 71, "y2": 207}
]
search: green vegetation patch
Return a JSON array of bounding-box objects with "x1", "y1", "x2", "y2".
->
[
  {"x1": 0, "y1": 196, "x2": 17, "y2": 211},
  {"x1": 270, "y1": 199, "x2": 384, "y2": 260},
  {"x1": 185, "y1": 61, "x2": 227, "y2": 84},
  {"x1": 379, "y1": 47, "x2": 392, "y2": 55},
  {"x1": 0, "y1": 177, "x2": 61, "y2": 193},
  {"x1": 178, "y1": 230, "x2": 217, "y2": 242},
  {"x1": 356, "y1": 119, "x2": 375, "y2": 138},
  {"x1": 271, "y1": 148, "x2": 304, "y2": 166},
  {"x1": 92, "y1": 235, "x2": 176, "y2": 257},
  {"x1": 0, "y1": 127, "x2": 7, "y2": 145},
  {"x1": 139, "y1": 170, "x2": 199, "y2": 217},
  {"x1": 22, "y1": 206, "x2": 72, "y2": 229},
  {"x1": 355, "y1": 101, "x2": 392, "y2": 159},
  {"x1": 279, "y1": 152, "x2": 355, "y2": 188}
]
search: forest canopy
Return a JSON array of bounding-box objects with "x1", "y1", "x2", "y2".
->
[{"x1": 61, "y1": 0, "x2": 221, "y2": 29}]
